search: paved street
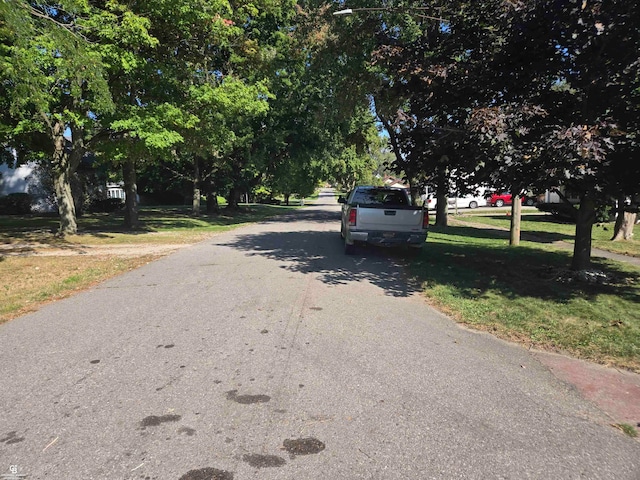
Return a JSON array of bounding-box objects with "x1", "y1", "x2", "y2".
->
[{"x1": 1, "y1": 189, "x2": 638, "y2": 479}]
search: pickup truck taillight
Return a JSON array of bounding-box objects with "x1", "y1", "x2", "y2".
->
[
  {"x1": 348, "y1": 208, "x2": 357, "y2": 226},
  {"x1": 422, "y1": 210, "x2": 429, "y2": 229}
]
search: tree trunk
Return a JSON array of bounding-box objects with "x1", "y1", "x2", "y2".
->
[
  {"x1": 51, "y1": 121, "x2": 77, "y2": 236},
  {"x1": 70, "y1": 171, "x2": 86, "y2": 217},
  {"x1": 435, "y1": 190, "x2": 448, "y2": 227},
  {"x1": 284, "y1": 193, "x2": 290, "y2": 206},
  {"x1": 612, "y1": 211, "x2": 636, "y2": 241},
  {"x1": 572, "y1": 196, "x2": 596, "y2": 271},
  {"x1": 192, "y1": 158, "x2": 201, "y2": 216},
  {"x1": 227, "y1": 186, "x2": 241, "y2": 210},
  {"x1": 206, "y1": 191, "x2": 219, "y2": 214},
  {"x1": 611, "y1": 197, "x2": 636, "y2": 241},
  {"x1": 123, "y1": 158, "x2": 140, "y2": 229},
  {"x1": 408, "y1": 183, "x2": 421, "y2": 206},
  {"x1": 53, "y1": 165, "x2": 78, "y2": 236},
  {"x1": 510, "y1": 193, "x2": 522, "y2": 246},
  {"x1": 434, "y1": 165, "x2": 448, "y2": 227},
  {"x1": 375, "y1": 102, "x2": 405, "y2": 180}
]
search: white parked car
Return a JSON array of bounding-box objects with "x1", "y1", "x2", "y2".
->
[
  {"x1": 426, "y1": 192, "x2": 487, "y2": 209},
  {"x1": 447, "y1": 193, "x2": 487, "y2": 209}
]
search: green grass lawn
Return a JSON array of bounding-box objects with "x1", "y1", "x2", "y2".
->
[{"x1": 410, "y1": 224, "x2": 640, "y2": 372}]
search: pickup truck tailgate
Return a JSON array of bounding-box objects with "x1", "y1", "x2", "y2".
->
[{"x1": 355, "y1": 206, "x2": 425, "y2": 232}]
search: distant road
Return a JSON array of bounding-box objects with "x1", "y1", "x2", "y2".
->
[{"x1": 1, "y1": 188, "x2": 638, "y2": 479}]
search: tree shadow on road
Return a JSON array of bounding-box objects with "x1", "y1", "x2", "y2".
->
[
  {"x1": 219, "y1": 208, "x2": 639, "y2": 304},
  {"x1": 219, "y1": 210, "x2": 423, "y2": 297}
]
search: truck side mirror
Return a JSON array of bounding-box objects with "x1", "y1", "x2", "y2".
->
[{"x1": 337, "y1": 196, "x2": 346, "y2": 204}]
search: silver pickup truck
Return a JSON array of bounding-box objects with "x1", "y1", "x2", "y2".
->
[{"x1": 338, "y1": 186, "x2": 428, "y2": 254}]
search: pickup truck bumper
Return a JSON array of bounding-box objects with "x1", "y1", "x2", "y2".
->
[{"x1": 347, "y1": 230, "x2": 427, "y2": 248}]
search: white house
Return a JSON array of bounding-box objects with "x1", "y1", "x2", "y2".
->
[
  {"x1": 382, "y1": 175, "x2": 409, "y2": 189},
  {"x1": 106, "y1": 182, "x2": 126, "y2": 200},
  {"x1": 0, "y1": 162, "x2": 34, "y2": 196},
  {"x1": 1, "y1": 162, "x2": 127, "y2": 212}
]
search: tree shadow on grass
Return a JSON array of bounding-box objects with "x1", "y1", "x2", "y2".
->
[
  {"x1": 521, "y1": 230, "x2": 574, "y2": 244},
  {"x1": 461, "y1": 214, "x2": 575, "y2": 244},
  {"x1": 520, "y1": 213, "x2": 575, "y2": 225},
  {"x1": 408, "y1": 235, "x2": 639, "y2": 305},
  {"x1": 83, "y1": 205, "x2": 302, "y2": 231},
  {"x1": 0, "y1": 205, "x2": 302, "y2": 244},
  {"x1": 438, "y1": 224, "x2": 571, "y2": 247}
]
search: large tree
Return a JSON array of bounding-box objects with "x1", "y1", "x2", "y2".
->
[
  {"x1": 327, "y1": 1, "x2": 508, "y2": 223},
  {"x1": 0, "y1": 1, "x2": 127, "y2": 234},
  {"x1": 331, "y1": 0, "x2": 639, "y2": 270},
  {"x1": 499, "y1": 0, "x2": 639, "y2": 269}
]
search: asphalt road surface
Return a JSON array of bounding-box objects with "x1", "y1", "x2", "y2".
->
[{"x1": 1, "y1": 188, "x2": 638, "y2": 480}]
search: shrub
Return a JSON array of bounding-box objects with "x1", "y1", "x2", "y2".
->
[
  {"x1": 254, "y1": 187, "x2": 281, "y2": 205},
  {"x1": 89, "y1": 198, "x2": 124, "y2": 213},
  {"x1": 536, "y1": 202, "x2": 577, "y2": 221},
  {"x1": 0, "y1": 193, "x2": 32, "y2": 214},
  {"x1": 537, "y1": 201, "x2": 615, "y2": 223}
]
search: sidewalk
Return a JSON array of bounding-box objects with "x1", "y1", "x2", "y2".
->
[
  {"x1": 588, "y1": 246, "x2": 640, "y2": 268},
  {"x1": 534, "y1": 350, "x2": 640, "y2": 427}
]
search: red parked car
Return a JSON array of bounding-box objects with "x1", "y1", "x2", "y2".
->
[{"x1": 487, "y1": 192, "x2": 537, "y2": 207}]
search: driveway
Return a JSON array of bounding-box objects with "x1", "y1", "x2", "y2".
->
[{"x1": 1, "y1": 189, "x2": 638, "y2": 479}]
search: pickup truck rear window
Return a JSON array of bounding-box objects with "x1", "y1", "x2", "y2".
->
[{"x1": 351, "y1": 189, "x2": 409, "y2": 206}]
